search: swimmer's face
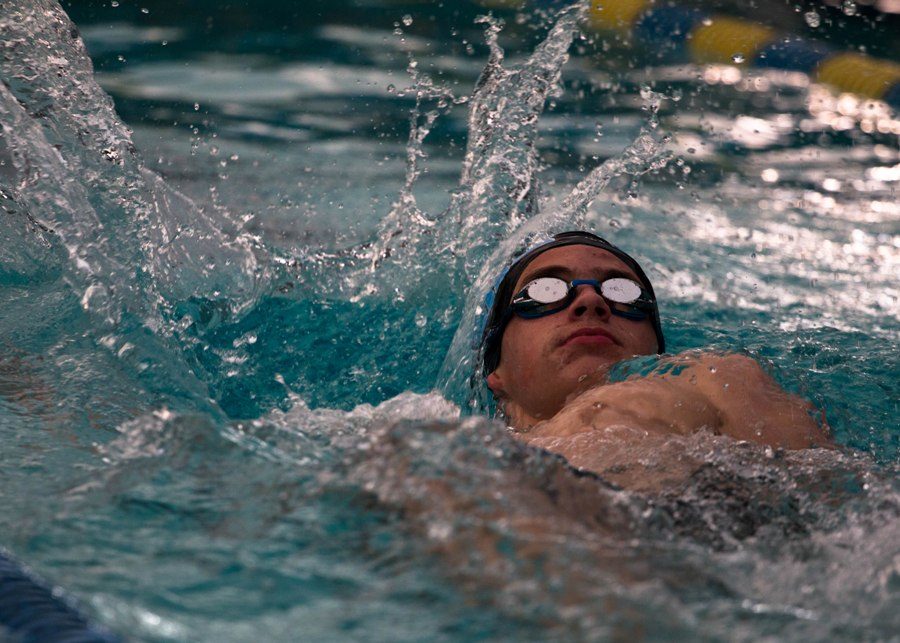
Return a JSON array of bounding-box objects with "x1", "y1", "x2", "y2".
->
[{"x1": 486, "y1": 245, "x2": 659, "y2": 427}]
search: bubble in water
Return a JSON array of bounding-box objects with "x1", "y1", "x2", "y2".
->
[
  {"x1": 140, "y1": 7, "x2": 149, "y2": 14},
  {"x1": 732, "y1": 53, "x2": 745, "y2": 64},
  {"x1": 402, "y1": 14, "x2": 413, "y2": 27},
  {"x1": 110, "y1": 0, "x2": 119, "y2": 6},
  {"x1": 804, "y1": 11, "x2": 821, "y2": 27},
  {"x1": 842, "y1": 0, "x2": 857, "y2": 16}
]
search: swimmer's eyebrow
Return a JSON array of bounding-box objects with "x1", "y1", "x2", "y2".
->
[
  {"x1": 519, "y1": 264, "x2": 638, "y2": 286},
  {"x1": 519, "y1": 265, "x2": 573, "y2": 284}
]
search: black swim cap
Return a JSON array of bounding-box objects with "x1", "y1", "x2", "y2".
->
[{"x1": 479, "y1": 231, "x2": 665, "y2": 375}]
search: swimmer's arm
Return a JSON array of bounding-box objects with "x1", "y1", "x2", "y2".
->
[
  {"x1": 663, "y1": 353, "x2": 832, "y2": 449},
  {"x1": 527, "y1": 352, "x2": 831, "y2": 450}
]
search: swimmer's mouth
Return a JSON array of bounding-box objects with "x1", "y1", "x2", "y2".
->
[{"x1": 562, "y1": 328, "x2": 617, "y2": 347}]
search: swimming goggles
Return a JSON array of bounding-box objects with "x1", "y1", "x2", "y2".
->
[{"x1": 506, "y1": 276, "x2": 655, "y2": 321}]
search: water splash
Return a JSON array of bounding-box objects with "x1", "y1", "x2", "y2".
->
[
  {"x1": 560, "y1": 86, "x2": 672, "y2": 225},
  {"x1": 0, "y1": 0, "x2": 266, "y2": 337},
  {"x1": 444, "y1": 7, "x2": 586, "y2": 280},
  {"x1": 80, "y1": 396, "x2": 897, "y2": 639},
  {"x1": 283, "y1": 2, "x2": 671, "y2": 332},
  {"x1": 364, "y1": 63, "x2": 457, "y2": 278}
]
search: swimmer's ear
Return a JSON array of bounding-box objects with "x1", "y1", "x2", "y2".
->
[{"x1": 486, "y1": 371, "x2": 507, "y2": 399}]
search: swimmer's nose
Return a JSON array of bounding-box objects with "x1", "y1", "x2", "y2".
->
[{"x1": 568, "y1": 283, "x2": 612, "y2": 320}]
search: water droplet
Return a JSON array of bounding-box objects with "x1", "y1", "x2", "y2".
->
[
  {"x1": 140, "y1": 7, "x2": 149, "y2": 14},
  {"x1": 842, "y1": 0, "x2": 857, "y2": 15},
  {"x1": 110, "y1": 0, "x2": 119, "y2": 6},
  {"x1": 402, "y1": 14, "x2": 413, "y2": 27},
  {"x1": 101, "y1": 147, "x2": 121, "y2": 162},
  {"x1": 804, "y1": 11, "x2": 821, "y2": 27},
  {"x1": 386, "y1": 83, "x2": 396, "y2": 94},
  {"x1": 731, "y1": 53, "x2": 745, "y2": 64},
  {"x1": 193, "y1": 103, "x2": 200, "y2": 111}
]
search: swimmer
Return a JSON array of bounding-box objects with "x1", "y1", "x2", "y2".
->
[{"x1": 479, "y1": 231, "x2": 832, "y2": 489}]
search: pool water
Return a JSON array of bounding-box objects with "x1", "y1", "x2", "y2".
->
[{"x1": 1, "y1": 0, "x2": 898, "y2": 640}]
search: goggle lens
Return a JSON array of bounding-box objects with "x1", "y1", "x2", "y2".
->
[
  {"x1": 600, "y1": 277, "x2": 643, "y2": 304},
  {"x1": 524, "y1": 277, "x2": 569, "y2": 304}
]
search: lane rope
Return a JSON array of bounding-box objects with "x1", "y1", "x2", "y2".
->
[{"x1": 475, "y1": 0, "x2": 900, "y2": 107}]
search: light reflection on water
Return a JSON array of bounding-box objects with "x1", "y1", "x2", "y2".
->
[{"x1": 1, "y1": 0, "x2": 898, "y2": 640}]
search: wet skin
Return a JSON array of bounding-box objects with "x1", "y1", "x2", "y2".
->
[{"x1": 485, "y1": 245, "x2": 832, "y2": 487}]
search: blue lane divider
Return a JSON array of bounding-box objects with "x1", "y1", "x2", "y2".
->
[{"x1": 0, "y1": 550, "x2": 121, "y2": 643}]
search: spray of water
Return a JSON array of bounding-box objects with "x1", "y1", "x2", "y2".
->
[
  {"x1": 286, "y1": 3, "x2": 674, "y2": 405},
  {"x1": 0, "y1": 0, "x2": 266, "y2": 338},
  {"x1": 364, "y1": 63, "x2": 457, "y2": 277}
]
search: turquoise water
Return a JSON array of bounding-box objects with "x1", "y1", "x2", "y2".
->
[{"x1": 1, "y1": 0, "x2": 898, "y2": 640}]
